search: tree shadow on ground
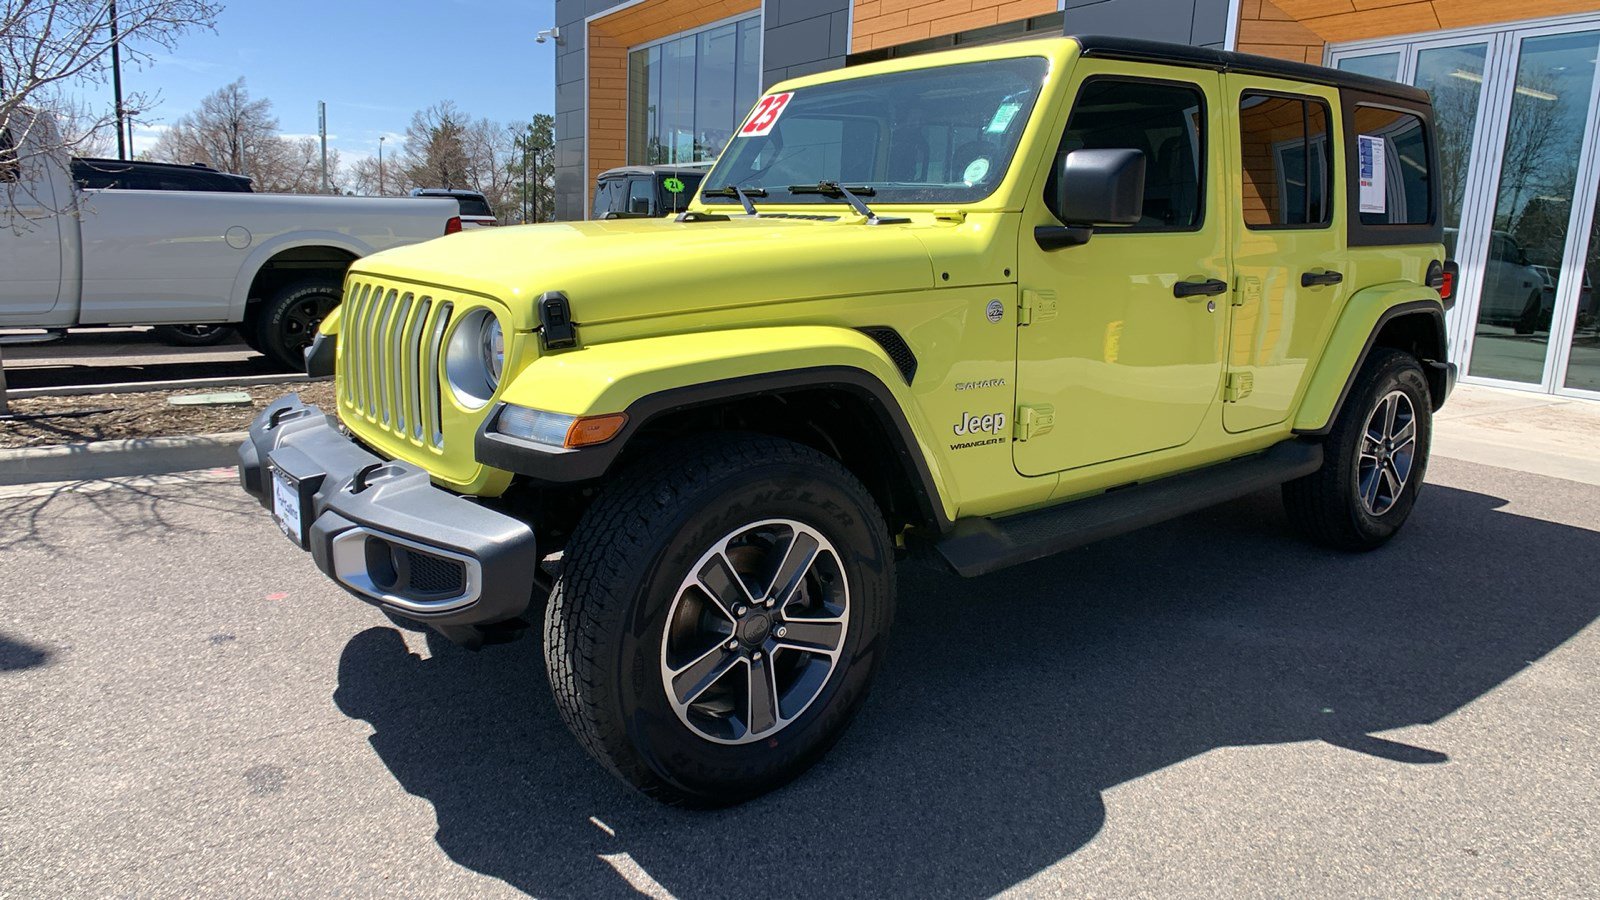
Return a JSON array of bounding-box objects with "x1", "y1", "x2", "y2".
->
[{"x1": 333, "y1": 483, "x2": 1600, "y2": 898}]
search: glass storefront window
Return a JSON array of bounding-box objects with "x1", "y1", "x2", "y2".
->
[
  {"x1": 626, "y1": 15, "x2": 761, "y2": 166},
  {"x1": 1565, "y1": 190, "x2": 1600, "y2": 392},
  {"x1": 1469, "y1": 31, "x2": 1600, "y2": 385},
  {"x1": 1337, "y1": 52, "x2": 1401, "y2": 81},
  {"x1": 1412, "y1": 43, "x2": 1488, "y2": 251}
]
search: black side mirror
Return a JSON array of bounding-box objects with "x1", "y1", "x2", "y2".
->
[{"x1": 1036, "y1": 148, "x2": 1146, "y2": 250}]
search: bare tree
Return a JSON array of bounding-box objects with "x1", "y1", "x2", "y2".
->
[
  {"x1": 148, "y1": 78, "x2": 342, "y2": 193},
  {"x1": 1, "y1": 0, "x2": 220, "y2": 217},
  {"x1": 396, "y1": 101, "x2": 470, "y2": 192}
]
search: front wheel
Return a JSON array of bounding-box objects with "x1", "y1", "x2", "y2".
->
[
  {"x1": 254, "y1": 279, "x2": 341, "y2": 371},
  {"x1": 1283, "y1": 347, "x2": 1432, "y2": 551},
  {"x1": 544, "y1": 435, "x2": 895, "y2": 806}
]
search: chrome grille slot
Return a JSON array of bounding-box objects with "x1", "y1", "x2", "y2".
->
[{"x1": 339, "y1": 281, "x2": 457, "y2": 451}]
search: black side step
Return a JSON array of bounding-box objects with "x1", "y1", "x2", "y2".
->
[{"x1": 936, "y1": 440, "x2": 1324, "y2": 577}]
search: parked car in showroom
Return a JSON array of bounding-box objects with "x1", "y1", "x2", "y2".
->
[
  {"x1": 410, "y1": 188, "x2": 498, "y2": 228},
  {"x1": 0, "y1": 109, "x2": 466, "y2": 369},
  {"x1": 592, "y1": 164, "x2": 708, "y2": 219}
]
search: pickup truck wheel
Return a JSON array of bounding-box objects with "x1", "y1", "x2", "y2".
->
[
  {"x1": 544, "y1": 435, "x2": 894, "y2": 807},
  {"x1": 151, "y1": 324, "x2": 234, "y2": 347},
  {"x1": 256, "y1": 280, "x2": 341, "y2": 371},
  {"x1": 1283, "y1": 348, "x2": 1432, "y2": 551}
]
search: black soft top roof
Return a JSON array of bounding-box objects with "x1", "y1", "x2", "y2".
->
[
  {"x1": 1071, "y1": 34, "x2": 1431, "y2": 106},
  {"x1": 596, "y1": 165, "x2": 709, "y2": 180}
]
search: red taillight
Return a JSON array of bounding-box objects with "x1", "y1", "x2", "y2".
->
[
  {"x1": 445, "y1": 216, "x2": 462, "y2": 235},
  {"x1": 1439, "y1": 268, "x2": 1454, "y2": 300}
]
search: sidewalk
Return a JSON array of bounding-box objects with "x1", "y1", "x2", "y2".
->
[{"x1": 1434, "y1": 384, "x2": 1600, "y2": 486}]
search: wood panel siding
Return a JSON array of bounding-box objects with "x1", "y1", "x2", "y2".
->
[
  {"x1": 1271, "y1": 0, "x2": 1600, "y2": 44},
  {"x1": 1237, "y1": 0, "x2": 1328, "y2": 64},
  {"x1": 586, "y1": 0, "x2": 760, "y2": 184},
  {"x1": 850, "y1": 0, "x2": 1060, "y2": 53}
]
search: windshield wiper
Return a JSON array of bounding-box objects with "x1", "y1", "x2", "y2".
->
[
  {"x1": 701, "y1": 185, "x2": 767, "y2": 216},
  {"x1": 786, "y1": 182, "x2": 907, "y2": 225}
]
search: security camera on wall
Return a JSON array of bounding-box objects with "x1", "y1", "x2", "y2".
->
[{"x1": 536, "y1": 26, "x2": 561, "y2": 45}]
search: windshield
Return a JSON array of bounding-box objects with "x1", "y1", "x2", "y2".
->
[{"x1": 702, "y1": 56, "x2": 1049, "y2": 206}]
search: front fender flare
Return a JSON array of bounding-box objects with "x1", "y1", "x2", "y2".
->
[
  {"x1": 1294, "y1": 283, "x2": 1447, "y2": 435},
  {"x1": 476, "y1": 326, "x2": 953, "y2": 528}
]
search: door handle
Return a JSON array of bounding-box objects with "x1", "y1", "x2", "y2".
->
[
  {"x1": 1301, "y1": 270, "x2": 1344, "y2": 287},
  {"x1": 1173, "y1": 278, "x2": 1229, "y2": 299}
]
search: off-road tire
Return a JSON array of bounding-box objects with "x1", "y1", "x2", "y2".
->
[
  {"x1": 1284, "y1": 347, "x2": 1432, "y2": 551},
  {"x1": 544, "y1": 434, "x2": 895, "y2": 807},
  {"x1": 254, "y1": 279, "x2": 341, "y2": 371}
]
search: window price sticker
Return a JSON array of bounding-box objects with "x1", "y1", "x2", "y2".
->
[
  {"x1": 1358, "y1": 134, "x2": 1387, "y2": 214},
  {"x1": 739, "y1": 92, "x2": 794, "y2": 137}
]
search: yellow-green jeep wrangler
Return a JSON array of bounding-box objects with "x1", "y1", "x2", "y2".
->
[{"x1": 240, "y1": 34, "x2": 1458, "y2": 806}]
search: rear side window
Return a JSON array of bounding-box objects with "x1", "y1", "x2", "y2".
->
[
  {"x1": 1352, "y1": 105, "x2": 1430, "y2": 226},
  {"x1": 0, "y1": 128, "x2": 19, "y2": 183},
  {"x1": 1239, "y1": 93, "x2": 1333, "y2": 229},
  {"x1": 456, "y1": 196, "x2": 494, "y2": 217},
  {"x1": 1051, "y1": 77, "x2": 1207, "y2": 232}
]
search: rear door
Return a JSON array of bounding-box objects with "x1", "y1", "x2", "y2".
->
[
  {"x1": 1223, "y1": 77, "x2": 1348, "y2": 432},
  {"x1": 1013, "y1": 63, "x2": 1230, "y2": 476}
]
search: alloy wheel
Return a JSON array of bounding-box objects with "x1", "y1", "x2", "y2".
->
[
  {"x1": 660, "y1": 519, "x2": 849, "y2": 745},
  {"x1": 1357, "y1": 389, "x2": 1417, "y2": 516}
]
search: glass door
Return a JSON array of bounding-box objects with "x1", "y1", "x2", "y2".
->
[{"x1": 1330, "y1": 14, "x2": 1600, "y2": 398}]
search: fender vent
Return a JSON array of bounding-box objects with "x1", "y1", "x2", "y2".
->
[{"x1": 860, "y1": 327, "x2": 917, "y2": 385}]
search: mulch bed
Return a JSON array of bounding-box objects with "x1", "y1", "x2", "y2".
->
[{"x1": 0, "y1": 382, "x2": 336, "y2": 450}]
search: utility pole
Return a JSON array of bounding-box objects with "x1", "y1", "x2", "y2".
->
[
  {"x1": 378, "y1": 135, "x2": 386, "y2": 195},
  {"x1": 318, "y1": 101, "x2": 329, "y2": 193},
  {"x1": 109, "y1": 1, "x2": 127, "y2": 160}
]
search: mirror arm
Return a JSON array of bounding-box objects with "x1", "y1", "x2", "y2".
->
[{"x1": 1034, "y1": 224, "x2": 1094, "y2": 251}]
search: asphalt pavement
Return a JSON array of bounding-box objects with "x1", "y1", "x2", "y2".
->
[
  {"x1": 2, "y1": 456, "x2": 1598, "y2": 898},
  {"x1": 1, "y1": 328, "x2": 273, "y2": 390}
]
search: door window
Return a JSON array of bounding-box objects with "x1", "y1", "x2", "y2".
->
[
  {"x1": 1239, "y1": 93, "x2": 1333, "y2": 229},
  {"x1": 627, "y1": 177, "x2": 655, "y2": 215},
  {"x1": 1050, "y1": 78, "x2": 1206, "y2": 231}
]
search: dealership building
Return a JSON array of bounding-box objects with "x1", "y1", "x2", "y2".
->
[{"x1": 551, "y1": 0, "x2": 1600, "y2": 400}]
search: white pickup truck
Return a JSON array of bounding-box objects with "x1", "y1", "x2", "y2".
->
[{"x1": 1, "y1": 110, "x2": 462, "y2": 369}]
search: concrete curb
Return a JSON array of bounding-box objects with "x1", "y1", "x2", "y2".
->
[{"x1": 0, "y1": 431, "x2": 246, "y2": 486}]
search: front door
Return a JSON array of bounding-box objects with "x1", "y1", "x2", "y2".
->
[
  {"x1": 1223, "y1": 78, "x2": 1348, "y2": 432},
  {"x1": 1014, "y1": 63, "x2": 1229, "y2": 477}
]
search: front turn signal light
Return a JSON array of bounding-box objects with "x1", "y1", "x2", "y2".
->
[
  {"x1": 496, "y1": 405, "x2": 627, "y2": 449},
  {"x1": 564, "y1": 413, "x2": 628, "y2": 448}
]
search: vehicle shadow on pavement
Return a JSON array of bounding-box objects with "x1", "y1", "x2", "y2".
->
[{"x1": 333, "y1": 482, "x2": 1600, "y2": 899}]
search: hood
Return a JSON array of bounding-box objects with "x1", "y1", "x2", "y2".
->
[{"x1": 352, "y1": 215, "x2": 940, "y2": 331}]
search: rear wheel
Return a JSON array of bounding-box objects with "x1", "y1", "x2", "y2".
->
[
  {"x1": 544, "y1": 435, "x2": 895, "y2": 806},
  {"x1": 254, "y1": 279, "x2": 341, "y2": 371},
  {"x1": 1284, "y1": 348, "x2": 1432, "y2": 551}
]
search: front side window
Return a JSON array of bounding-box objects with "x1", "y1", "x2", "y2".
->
[
  {"x1": 703, "y1": 56, "x2": 1050, "y2": 206},
  {"x1": 1352, "y1": 105, "x2": 1431, "y2": 226},
  {"x1": 1239, "y1": 93, "x2": 1333, "y2": 229},
  {"x1": 627, "y1": 177, "x2": 655, "y2": 215},
  {"x1": 1050, "y1": 77, "x2": 1206, "y2": 231}
]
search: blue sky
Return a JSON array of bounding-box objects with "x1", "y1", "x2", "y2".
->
[{"x1": 92, "y1": 0, "x2": 558, "y2": 162}]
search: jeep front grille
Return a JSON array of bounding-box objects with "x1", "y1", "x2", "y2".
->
[{"x1": 339, "y1": 280, "x2": 454, "y2": 449}]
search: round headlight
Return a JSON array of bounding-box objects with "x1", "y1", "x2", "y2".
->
[{"x1": 445, "y1": 309, "x2": 504, "y2": 409}]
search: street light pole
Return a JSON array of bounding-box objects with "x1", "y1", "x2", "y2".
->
[
  {"x1": 318, "y1": 101, "x2": 329, "y2": 193},
  {"x1": 378, "y1": 135, "x2": 385, "y2": 195},
  {"x1": 109, "y1": 1, "x2": 127, "y2": 160}
]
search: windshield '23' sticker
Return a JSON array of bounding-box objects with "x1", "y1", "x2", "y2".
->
[{"x1": 740, "y1": 92, "x2": 794, "y2": 137}]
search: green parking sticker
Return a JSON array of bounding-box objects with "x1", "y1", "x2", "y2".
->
[{"x1": 663, "y1": 177, "x2": 686, "y2": 194}]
